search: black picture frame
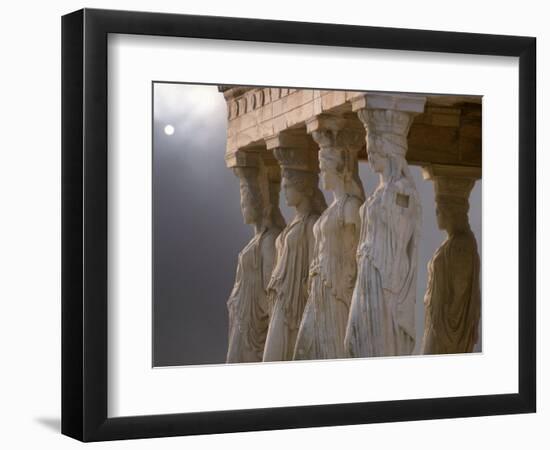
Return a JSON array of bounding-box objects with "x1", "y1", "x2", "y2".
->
[{"x1": 61, "y1": 8, "x2": 536, "y2": 442}]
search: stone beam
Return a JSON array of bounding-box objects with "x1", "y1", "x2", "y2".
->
[{"x1": 221, "y1": 87, "x2": 481, "y2": 169}]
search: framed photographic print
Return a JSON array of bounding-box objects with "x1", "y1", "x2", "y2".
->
[{"x1": 61, "y1": 8, "x2": 536, "y2": 442}]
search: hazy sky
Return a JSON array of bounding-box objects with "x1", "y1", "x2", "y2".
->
[{"x1": 153, "y1": 82, "x2": 482, "y2": 366}]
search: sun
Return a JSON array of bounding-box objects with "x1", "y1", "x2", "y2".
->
[{"x1": 164, "y1": 124, "x2": 175, "y2": 136}]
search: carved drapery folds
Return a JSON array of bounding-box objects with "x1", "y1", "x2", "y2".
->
[
  {"x1": 221, "y1": 88, "x2": 481, "y2": 362},
  {"x1": 293, "y1": 115, "x2": 365, "y2": 360},
  {"x1": 262, "y1": 132, "x2": 327, "y2": 361},
  {"x1": 421, "y1": 165, "x2": 481, "y2": 355},
  {"x1": 345, "y1": 94, "x2": 426, "y2": 357},
  {"x1": 225, "y1": 149, "x2": 285, "y2": 363}
]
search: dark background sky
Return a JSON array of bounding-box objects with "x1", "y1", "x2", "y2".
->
[{"x1": 152, "y1": 83, "x2": 482, "y2": 367}]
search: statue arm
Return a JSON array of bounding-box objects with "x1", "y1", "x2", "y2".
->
[
  {"x1": 261, "y1": 233, "x2": 278, "y2": 291},
  {"x1": 448, "y1": 237, "x2": 480, "y2": 340},
  {"x1": 448, "y1": 238, "x2": 476, "y2": 298},
  {"x1": 306, "y1": 217, "x2": 316, "y2": 265},
  {"x1": 343, "y1": 196, "x2": 362, "y2": 239}
]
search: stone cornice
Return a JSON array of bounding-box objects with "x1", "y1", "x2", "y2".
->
[
  {"x1": 422, "y1": 164, "x2": 482, "y2": 180},
  {"x1": 219, "y1": 87, "x2": 482, "y2": 170}
]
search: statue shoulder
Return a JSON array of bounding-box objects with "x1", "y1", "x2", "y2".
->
[
  {"x1": 343, "y1": 195, "x2": 362, "y2": 215},
  {"x1": 389, "y1": 178, "x2": 417, "y2": 199},
  {"x1": 381, "y1": 181, "x2": 418, "y2": 216},
  {"x1": 448, "y1": 232, "x2": 478, "y2": 262},
  {"x1": 398, "y1": 174, "x2": 417, "y2": 190},
  {"x1": 261, "y1": 229, "x2": 279, "y2": 251},
  {"x1": 343, "y1": 195, "x2": 362, "y2": 227},
  {"x1": 305, "y1": 214, "x2": 320, "y2": 235},
  {"x1": 306, "y1": 213, "x2": 321, "y2": 227}
]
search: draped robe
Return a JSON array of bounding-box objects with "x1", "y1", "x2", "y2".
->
[
  {"x1": 263, "y1": 214, "x2": 318, "y2": 361},
  {"x1": 345, "y1": 181, "x2": 421, "y2": 357},
  {"x1": 421, "y1": 230, "x2": 481, "y2": 354},
  {"x1": 294, "y1": 195, "x2": 361, "y2": 360},
  {"x1": 226, "y1": 228, "x2": 279, "y2": 363}
]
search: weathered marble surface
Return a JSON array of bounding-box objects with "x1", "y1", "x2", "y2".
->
[
  {"x1": 345, "y1": 96, "x2": 425, "y2": 357},
  {"x1": 421, "y1": 169, "x2": 481, "y2": 354},
  {"x1": 220, "y1": 87, "x2": 481, "y2": 169},
  {"x1": 226, "y1": 163, "x2": 285, "y2": 363},
  {"x1": 293, "y1": 115, "x2": 364, "y2": 360},
  {"x1": 263, "y1": 166, "x2": 326, "y2": 361},
  {"x1": 219, "y1": 89, "x2": 483, "y2": 362}
]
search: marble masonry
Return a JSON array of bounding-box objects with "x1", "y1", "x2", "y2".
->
[
  {"x1": 226, "y1": 155, "x2": 285, "y2": 363},
  {"x1": 293, "y1": 115, "x2": 365, "y2": 360},
  {"x1": 345, "y1": 97, "x2": 424, "y2": 358},
  {"x1": 220, "y1": 86, "x2": 482, "y2": 362},
  {"x1": 421, "y1": 165, "x2": 481, "y2": 354},
  {"x1": 263, "y1": 133, "x2": 326, "y2": 361}
]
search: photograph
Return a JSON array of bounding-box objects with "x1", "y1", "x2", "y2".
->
[{"x1": 152, "y1": 83, "x2": 482, "y2": 367}]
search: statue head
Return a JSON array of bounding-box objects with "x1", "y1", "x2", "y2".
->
[
  {"x1": 435, "y1": 199, "x2": 469, "y2": 232},
  {"x1": 234, "y1": 164, "x2": 286, "y2": 231},
  {"x1": 360, "y1": 109, "x2": 412, "y2": 181},
  {"x1": 434, "y1": 177, "x2": 475, "y2": 234},
  {"x1": 318, "y1": 145, "x2": 343, "y2": 190},
  {"x1": 366, "y1": 145, "x2": 386, "y2": 174},
  {"x1": 366, "y1": 130, "x2": 410, "y2": 179},
  {"x1": 318, "y1": 142, "x2": 365, "y2": 200},
  {"x1": 265, "y1": 174, "x2": 287, "y2": 230},
  {"x1": 272, "y1": 141, "x2": 327, "y2": 215},
  {"x1": 281, "y1": 168, "x2": 327, "y2": 214},
  {"x1": 235, "y1": 167, "x2": 263, "y2": 225}
]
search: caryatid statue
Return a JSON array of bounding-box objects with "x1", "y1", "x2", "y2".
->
[
  {"x1": 345, "y1": 94, "x2": 426, "y2": 358},
  {"x1": 421, "y1": 167, "x2": 481, "y2": 354},
  {"x1": 293, "y1": 115, "x2": 365, "y2": 360},
  {"x1": 262, "y1": 133, "x2": 327, "y2": 362},
  {"x1": 226, "y1": 151, "x2": 286, "y2": 363}
]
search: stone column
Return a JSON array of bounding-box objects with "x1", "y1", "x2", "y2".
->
[
  {"x1": 265, "y1": 131, "x2": 319, "y2": 175},
  {"x1": 345, "y1": 94, "x2": 426, "y2": 357},
  {"x1": 262, "y1": 131, "x2": 326, "y2": 361},
  {"x1": 421, "y1": 164, "x2": 481, "y2": 355},
  {"x1": 224, "y1": 147, "x2": 284, "y2": 231},
  {"x1": 224, "y1": 148, "x2": 285, "y2": 363},
  {"x1": 224, "y1": 147, "x2": 259, "y2": 171},
  {"x1": 292, "y1": 114, "x2": 365, "y2": 360},
  {"x1": 351, "y1": 93, "x2": 427, "y2": 151}
]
